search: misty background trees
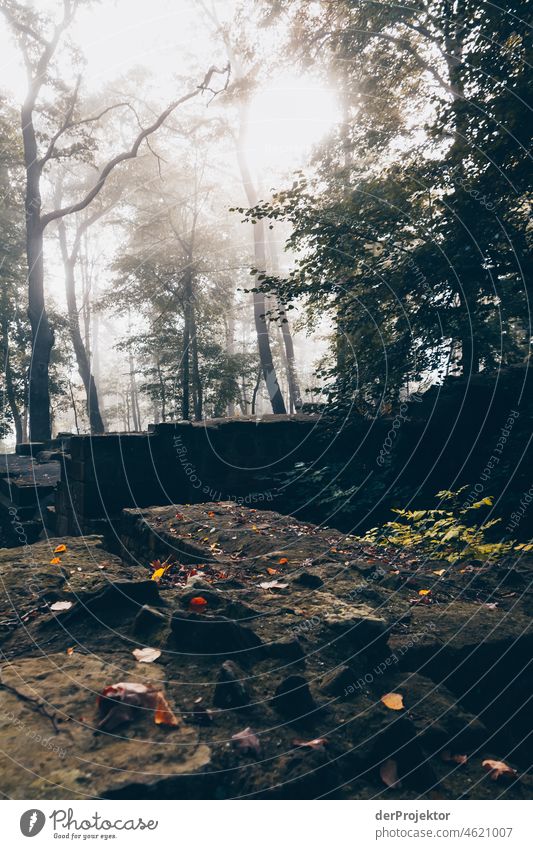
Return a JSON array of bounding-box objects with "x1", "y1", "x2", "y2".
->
[{"x1": 0, "y1": 0, "x2": 530, "y2": 442}]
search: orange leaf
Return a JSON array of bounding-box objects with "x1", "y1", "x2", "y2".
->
[
  {"x1": 482, "y1": 759, "x2": 518, "y2": 781},
  {"x1": 154, "y1": 691, "x2": 180, "y2": 727},
  {"x1": 441, "y1": 750, "x2": 467, "y2": 765},
  {"x1": 208, "y1": 511, "x2": 215, "y2": 517},
  {"x1": 66, "y1": 647, "x2": 75, "y2": 656},
  {"x1": 50, "y1": 557, "x2": 61, "y2": 565},
  {"x1": 189, "y1": 596, "x2": 208, "y2": 610},
  {"x1": 267, "y1": 567, "x2": 279, "y2": 575},
  {"x1": 54, "y1": 544, "x2": 67, "y2": 554},
  {"x1": 418, "y1": 589, "x2": 431, "y2": 596},
  {"x1": 380, "y1": 692, "x2": 404, "y2": 711},
  {"x1": 278, "y1": 557, "x2": 288, "y2": 565}
]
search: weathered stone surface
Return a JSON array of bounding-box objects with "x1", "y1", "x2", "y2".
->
[
  {"x1": 0, "y1": 510, "x2": 531, "y2": 800},
  {"x1": 213, "y1": 660, "x2": 251, "y2": 709},
  {"x1": 273, "y1": 675, "x2": 319, "y2": 722},
  {"x1": 0, "y1": 653, "x2": 210, "y2": 799},
  {"x1": 320, "y1": 664, "x2": 355, "y2": 697},
  {"x1": 132, "y1": 604, "x2": 169, "y2": 639},
  {"x1": 169, "y1": 611, "x2": 263, "y2": 660}
]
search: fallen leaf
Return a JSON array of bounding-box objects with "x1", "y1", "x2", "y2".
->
[
  {"x1": 292, "y1": 737, "x2": 328, "y2": 750},
  {"x1": 482, "y1": 759, "x2": 518, "y2": 781},
  {"x1": 49, "y1": 557, "x2": 61, "y2": 565},
  {"x1": 50, "y1": 601, "x2": 72, "y2": 612},
  {"x1": 189, "y1": 596, "x2": 208, "y2": 610},
  {"x1": 278, "y1": 557, "x2": 289, "y2": 565},
  {"x1": 484, "y1": 603, "x2": 498, "y2": 610},
  {"x1": 380, "y1": 758, "x2": 402, "y2": 788},
  {"x1": 208, "y1": 511, "x2": 215, "y2": 517},
  {"x1": 132, "y1": 647, "x2": 161, "y2": 664},
  {"x1": 154, "y1": 691, "x2": 180, "y2": 727},
  {"x1": 380, "y1": 692, "x2": 404, "y2": 711},
  {"x1": 418, "y1": 589, "x2": 431, "y2": 596},
  {"x1": 259, "y1": 580, "x2": 289, "y2": 590},
  {"x1": 441, "y1": 750, "x2": 468, "y2": 765},
  {"x1": 433, "y1": 569, "x2": 446, "y2": 576},
  {"x1": 266, "y1": 567, "x2": 279, "y2": 575},
  {"x1": 66, "y1": 647, "x2": 75, "y2": 656},
  {"x1": 97, "y1": 682, "x2": 179, "y2": 731},
  {"x1": 54, "y1": 544, "x2": 67, "y2": 554},
  {"x1": 150, "y1": 558, "x2": 172, "y2": 582},
  {"x1": 231, "y1": 727, "x2": 261, "y2": 756}
]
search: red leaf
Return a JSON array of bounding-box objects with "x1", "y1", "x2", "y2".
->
[{"x1": 189, "y1": 596, "x2": 208, "y2": 610}]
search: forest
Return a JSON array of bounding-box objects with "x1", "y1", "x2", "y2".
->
[
  {"x1": 0, "y1": 0, "x2": 532, "y2": 810},
  {"x1": 0, "y1": 0, "x2": 529, "y2": 442}
]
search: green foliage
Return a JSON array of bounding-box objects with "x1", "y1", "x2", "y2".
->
[
  {"x1": 247, "y1": 0, "x2": 533, "y2": 411},
  {"x1": 356, "y1": 487, "x2": 527, "y2": 563}
]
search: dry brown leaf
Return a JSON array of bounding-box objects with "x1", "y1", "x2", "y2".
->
[
  {"x1": 231, "y1": 727, "x2": 261, "y2": 756},
  {"x1": 433, "y1": 569, "x2": 446, "y2": 576},
  {"x1": 97, "y1": 682, "x2": 179, "y2": 731},
  {"x1": 50, "y1": 601, "x2": 72, "y2": 612},
  {"x1": 259, "y1": 580, "x2": 288, "y2": 590},
  {"x1": 380, "y1": 758, "x2": 401, "y2": 788},
  {"x1": 132, "y1": 647, "x2": 161, "y2": 664},
  {"x1": 380, "y1": 692, "x2": 404, "y2": 710},
  {"x1": 292, "y1": 737, "x2": 328, "y2": 751},
  {"x1": 441, "y1": 750, "x2": 468, "y2": 765},
  {"x1": 482, "y1": 759, "x2": 518, "y2": 781}
]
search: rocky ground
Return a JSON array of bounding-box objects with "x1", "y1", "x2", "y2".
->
[{"x1": 0, "y1": 502, "x2": 531, "y2": 800}]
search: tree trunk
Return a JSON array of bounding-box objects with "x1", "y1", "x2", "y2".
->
[
  {"x1": 2, "y1": 333, "x2": 23, "y2": 444},
  {"x1": 181, "y1": 275, "x2": 192, "y2": 420},
  {"x1": 156, "y1": 360, "x2": 167, "y2": 422},
  {"x1": 251, "y1": 368, "x2": 262, "y2": 415},
  {"x1": 68, "y1": 380, "x2": 80, "y2": 434},
  {"x1": 128, "y1": 352, "x2": 140, "y2": 431},
  {"x1": 225, "y1": 314, "x2": 236, "y2": 416},
  {"x1": 57, "y1": 220, "x2": 105, "y2": 434},
  {"x1": 266, "y1": 213, "x2": 303, "y2": 413},
  {"x1": 235, "y1": 105, "x2": 286, "y2": 415},
  {"x1": 190, "y1": 302, "x2": 203, "y2": 421},
  {"x1": 22, "y1": 105, "x2": 54, "y2": 442}
]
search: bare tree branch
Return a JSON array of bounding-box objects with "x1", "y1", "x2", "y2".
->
[
  {"x1": 41, "y1": 64, "x2": 230, "y2": 229},
  {"x1": 39, "y1": 73, "x2": 81, "y2": 166}
]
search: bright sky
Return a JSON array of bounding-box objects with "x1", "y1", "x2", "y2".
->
[
  {"x1": 0, "y1": 0, "x2": 338, "y2": 434},
  {"x1": 0, "y1": 0, "x2": 339, "y2": 173}
]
